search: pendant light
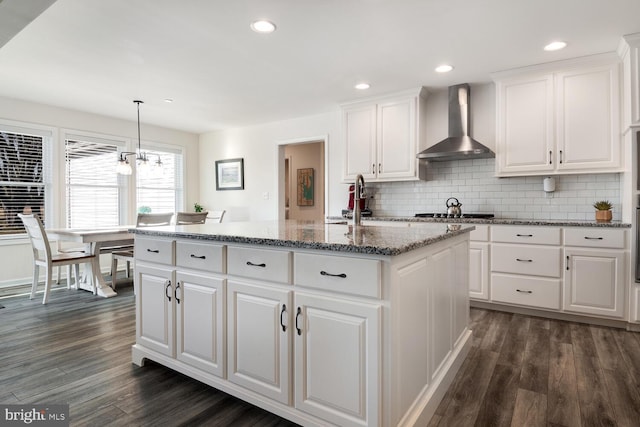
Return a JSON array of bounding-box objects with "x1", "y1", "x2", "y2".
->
[{"x1": 117, "y1": 100, "x2": 163, "y2": 175}]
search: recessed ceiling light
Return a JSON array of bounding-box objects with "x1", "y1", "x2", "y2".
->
[
  {"x1": 435, "y1": 64, "x2": 454, "y2": 73},
  {"x1": 164, "y1": 98, "x2": 174, "y2": 103},
  {"x1": 544, "y1": 41, "x2": 567, "y2": 51},
  {"x1": 355, "y1": 83, "x2": 370, "y2": 90},
  {"x1": 251, "y1": 20, "x2": 276, "y2": 33}
]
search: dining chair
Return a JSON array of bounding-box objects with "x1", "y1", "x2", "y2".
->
[
  {"x1": 176, "y1": 211, "x2": 208, "y2": 225},
  {"x1": 18, "y1": 214, "x2": 96, "y2": 304},
  {"x1": 110, "y1": 212, "x2": 174, "y2": 289},
  {"x1": 208, "y1": 210, "x2": 226, "y2": 223}
]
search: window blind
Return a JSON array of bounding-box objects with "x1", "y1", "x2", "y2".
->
[
  {"x1": 136, "y1": 150, "x2": 183, "y2": 214},
  {"x1": 0, "y1": 131, "x2": 46, "y2": 234},
  {"x1": 65, "y1": 139, "x2": 120, "y2": 228}
]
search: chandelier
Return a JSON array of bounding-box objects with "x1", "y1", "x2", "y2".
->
[{"x1": 116, "y1": 100, "x2": 163, "y2": 175}]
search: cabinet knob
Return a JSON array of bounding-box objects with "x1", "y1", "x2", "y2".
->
[
  {"x1": 246, "y1": 261, "x2": 266, "y2": 268},
  {"x1": 295, "y1": 307, "x2": 302, "y2": 336},
  {"x1": 320, "y1": 270, "x2": 347, "y2": 278},
  {"x1": 280, "y1": 304, "x2": 287, "y2": 332},
  {"x1": 165, "y1": 280, "x2": 172, "y2": 301}
]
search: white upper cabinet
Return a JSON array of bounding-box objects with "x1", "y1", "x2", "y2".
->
[
  {"x1": 342, "y1": 88, "x2": 427, "y2": 182},
  {"x1": 618, "y1": 32, "x2": 640, "y2": 128},
  {"x1": 494, "y1": 54, "x2": 622, "y2": 177}
]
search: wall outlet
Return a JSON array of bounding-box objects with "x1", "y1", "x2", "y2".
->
[{"x1": 263, "y1": 192, "x2": 269, "y2": 200}]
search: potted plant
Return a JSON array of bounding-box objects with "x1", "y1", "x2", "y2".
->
[
  {"x1": 194, "y1": 202, "x2": 204, "y2": 213},
  {"x1": 593, "y1": 200, "x2": 613, "y2": 222}
]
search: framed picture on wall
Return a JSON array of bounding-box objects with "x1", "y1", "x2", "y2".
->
[
  {"x1": 297, "y1": 168, "x2": 314, "y2": 206},
  {"x1": 215, "y1": 158, "x2": 244, "y2": 190}
]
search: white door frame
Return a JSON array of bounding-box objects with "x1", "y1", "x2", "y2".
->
[{"x1": 276, "y1": 135, "x2": 329, "y2": 221}]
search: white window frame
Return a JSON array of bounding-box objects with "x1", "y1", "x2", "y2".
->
[
  {"x1": 0, "y1": 119, "x2": 55, "y2": 240},
  {"x1": 136, "y1": 141, "x2": 185, "y2": 216},
  {"x1": 61, "y1": 129, "x2": 131, "y2": 227}
]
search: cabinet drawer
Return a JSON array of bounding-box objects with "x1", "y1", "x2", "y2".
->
[
  {"x1": 176, "y1": 241, "x2": 225, "y2": 273},
  {"x1": 564, "y1": 228, "x2": 626, "y2": 249},
  {"x1": 227, "y1": 246, "x2": 292, "y2": 284},
  {"x1": 491, "y1": 226, "x2": 561, "y2": 245},
  {"x1": 294, "y1": 253, "x2": 380, "y2": 298},
  {"x1": 491, "y1": 274, "x2": 561, "y2": 310},
  {"x1": 491, "y1": 244, "x2": 561, "y2": 277},
  {"x1": 135, "y1": 237, "x2": 174, "y2": 265}
]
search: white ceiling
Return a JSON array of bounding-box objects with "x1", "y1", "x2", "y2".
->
[{"x1": 0, "y1": 0, "x2": 639, "y2": 134}]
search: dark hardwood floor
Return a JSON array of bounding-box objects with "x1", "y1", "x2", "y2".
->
[{"x1": 2, "y1": 282, "x2": 640, "y2": 426}]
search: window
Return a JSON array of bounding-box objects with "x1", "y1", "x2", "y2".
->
[
  {"x1": 136, "y1": 149, "x2": 183, "y2": 214},
  {"x1": 65, "y1": 136, "x2": 123, "y2": 228},
  {"x1": 0, "y1": 128, "x2": 50, "y2": 235}
]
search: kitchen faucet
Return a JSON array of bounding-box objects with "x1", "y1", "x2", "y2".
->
[{"x1": 353, "y1": 174, "x2": 365, "y2": 226}]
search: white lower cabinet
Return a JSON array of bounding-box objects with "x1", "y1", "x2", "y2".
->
[
  {"x1": 564, "y1": 248, "x2": 625, "y2": 318},
  {"x1": 226, "y1": 280, "x2": 291, "y2": 404},
  {"x1": 136, "y1": 263, "x2": 175, "y2": 357},
  {"x1": 294, "y1": 292, "x2": 380, "y2": 427},
  {"x1": 175, "y1": 271, "x2": 225, "y2": 377}
]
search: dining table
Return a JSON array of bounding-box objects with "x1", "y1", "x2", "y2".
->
[{"x1": 46, "y1": 225, "x2": 135, "y2": 298}]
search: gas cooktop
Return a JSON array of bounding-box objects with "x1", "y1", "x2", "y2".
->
[{"x1": 415, "y1": 213, "x2": 495, "y2": 219}]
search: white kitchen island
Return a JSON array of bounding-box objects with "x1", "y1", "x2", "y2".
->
[{"x1": 130, "y1": 220, "x2": 473, "y2": 427}]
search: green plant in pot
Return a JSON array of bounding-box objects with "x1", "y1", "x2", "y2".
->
[
  {"x1": 593, "y1": 200, "x2": 613, "y2": 222},
  {"x1": 194, "y1": 202, "x2": 203, "y2": 213}
]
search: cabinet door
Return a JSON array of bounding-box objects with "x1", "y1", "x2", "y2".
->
[
  {"x1": 556, "y1": 63, "x2": 621, "y2": 171},
  {"x1": 496, "y1": 74, "x2": 554, "y2": 175},
  {"x1": 469, "y1": 242, "x2": 490, "y2": 300},
  {"x1": 343, "y1": 104, "x2": 377, "y2": 180},
  {"x1": 294, "y1": 292, "x2": 380, "y2": 427},
  {"x1": 175, "y1": 271, "x2": 225, "y2": 377},
  {"x1": 377, "y1": 96, "x2": 417, "y2": 180},
  {"x1": 564, "y1": 248, "x2": 625, "y2": 318},
  {"x1": 135, "y1": 263, "x2": 175, "y2": 357},
  {"x1": 227, "y1": 280, "x2": 291, "y2": 404}
]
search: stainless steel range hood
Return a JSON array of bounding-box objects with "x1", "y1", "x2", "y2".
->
[{"x1": 416, "y1": 83, "x2": 494, "y2": 161}]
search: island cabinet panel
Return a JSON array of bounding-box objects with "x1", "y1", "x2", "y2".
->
[
  {"x1": 227, "y1": 246, "x2": 292, "y2": 283},
  {"x1": 176, "y1": 241, "x2": 225, "y2": 273},
  {"x1": 132, "y1": 226, "x2": 473, "y2": 427},
  {"x1": 469, "y1": 242, "x2": 490, "y2": 300},
  {"x1": 135, "y1": 264, "x2": 175, "y2": 357},
  {"x1": 294, "y1": 252, "x2": 381, "y2": 298},
  {"x1": 175, "y1": 271, "x2": 225, "y2": 377},
  {"x1": 294, "y1": 292, "x2": 380, "y2": 427},
  {"x1": 227, "y1": 280, "x2": 292, "y2": 404}
]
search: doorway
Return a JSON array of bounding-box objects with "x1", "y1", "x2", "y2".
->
[{"x1": 279, "y1": 139, "x2": 325, "y2": 221}]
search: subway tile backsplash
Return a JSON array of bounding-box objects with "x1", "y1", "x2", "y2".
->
[{"x1": 367, "y1": 159, "x2": 621, "y2": 220}]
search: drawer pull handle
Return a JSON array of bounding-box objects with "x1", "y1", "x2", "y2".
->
[
  {"x1": 320, "y1": 271, "x2": 347, "y2": 278},
  {"x1": 516, "y1": 234, "x2": 533, "y2": 237},
  {"x1": 165, "y1": 280, "x2": 172, "y2": 301},
  {"x1": 516, "y1": 258, "x2": 533, "y2": 262},
  {"x1": 246, "y1": 261, "x2": 266, "y2": 268},
  {"x1": 516, "y1": 289, "x2": 533, "y2": 294},
  {"x1": 295, "y1": 307, "x2": 302, "y2": 336},
  {"x1": 190, "y1": 254, "x2": 206, "y2": 259},
  {"x1": 175, "y1": 282, "x2": 181, "y2": 304},
  {"x1": 584, "y1": 237, "x2": 604, "y2": 240},
  {"x1": 147, "y1": 248, "x2": 160, "y2": 253},
  {"x1": 280, "y1": 304, "x2": 287, "y2": 332}
]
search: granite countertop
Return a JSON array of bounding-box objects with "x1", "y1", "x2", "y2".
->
[
  {"x1": 336, "y1": 216, "x2": 632, "y2": 228},
  {"x1": 131, "y1": 220, "x2": 475, "y2": 256}
]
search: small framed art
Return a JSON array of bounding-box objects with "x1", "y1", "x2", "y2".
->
[{"x1": 215, "y1": 158, "x2": 244, "y2": 191}]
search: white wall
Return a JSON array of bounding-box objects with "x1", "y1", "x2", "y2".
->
[
  {"x1": 0, "y1": 96, "x2": 200, "y2": 287},
  {"x1": 199, "y1": 111, "x2": 341, "y2": 221}
]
